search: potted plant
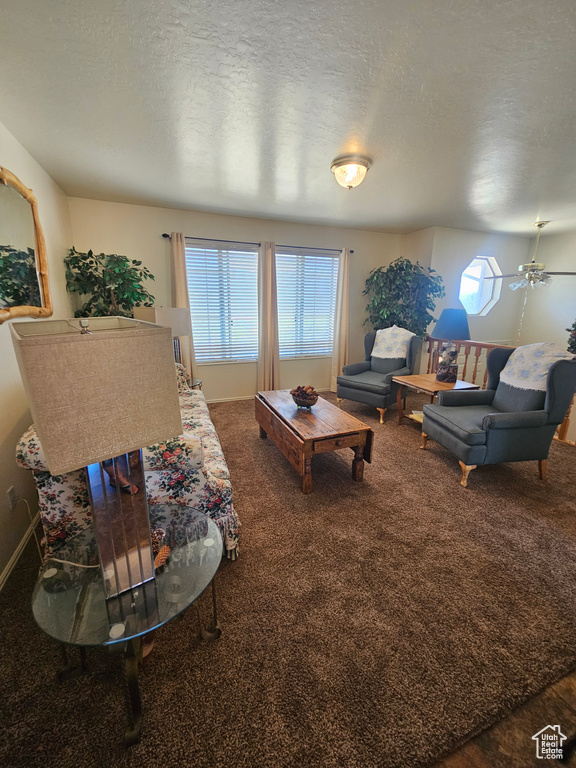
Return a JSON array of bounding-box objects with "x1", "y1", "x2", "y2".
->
[
  {"x1": 65, "y1": 247, "x2": 155, "y2": 317},
  {"x1": 363, "y1": 256, "x2": 445, "y2": 337},
  {"x1": 567, "y1": 319, "x2": 576, "y2": 354}
]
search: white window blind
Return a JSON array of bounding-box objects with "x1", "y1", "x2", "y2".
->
[
  {"x1": 275, "y1": 246, "x2": 340, "y2": 358},
  {"x1": 184, "y1": 239, "x2": 259, "y2": 362}
]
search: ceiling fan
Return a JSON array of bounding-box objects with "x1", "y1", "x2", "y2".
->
[{"x1": 485, "y1": 221, "x2": 576, "y2": 290}]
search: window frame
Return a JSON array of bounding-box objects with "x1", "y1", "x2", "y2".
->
[
  {"x1": 275, "y1": 247, "x2": 340, "y2": 360},
  {"x1": 458, "y1": 255, "x2": 502, "y2": 316},
  {"x1": 184, "y1": 240, "x2": 259, "y2": 364}
]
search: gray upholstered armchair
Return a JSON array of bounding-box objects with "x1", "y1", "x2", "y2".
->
[
  {"x1": 337, "y1": 331, "x2": 421, "y2": 423},
  {"x1": 421, "y1": 347, "x2": 576, "y2": 487}
]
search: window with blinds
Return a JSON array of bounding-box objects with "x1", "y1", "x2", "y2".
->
[
  {"x1": 184, "y1": 240, "x2": 259, "y2": 362},
  {"x1": 275, "y1": 247, "x2": 340, "y2": 358}
]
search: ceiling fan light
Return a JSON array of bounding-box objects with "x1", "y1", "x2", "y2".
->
[
  {"x1": 509, "y1": 273, "x2": 551, "y2": 291},
  {"x1": 330, "y1": 155, "x2": 372, "y2": 189}
]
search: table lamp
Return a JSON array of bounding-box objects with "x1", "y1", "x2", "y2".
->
[
  {"x1": 133, "y1": 306, "x2": 191, "y2": 364},
  {"x1": 432, "y1": 308, "x2": 471, "y2": 383},
  {"x1": 432, "y1": 308, "x2": 471, "y2": 342},
  {"x1": 11, "y1": 316, "x2": 183, "y2": 598}
]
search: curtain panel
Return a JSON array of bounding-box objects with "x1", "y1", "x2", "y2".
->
[
  {"x1": 170, "y1": 232, "x2": 196, "y2": 380},
  {"x1": 257, "y1": 241, "x2": 280, "y2": 391},
  {"x1": 330, "y1": 247, "x2": 350, "y2": 392}
]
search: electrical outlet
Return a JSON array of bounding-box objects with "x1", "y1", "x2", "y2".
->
[{"x1": 7, "y1": 486, "x2": 18, "y2": 511}]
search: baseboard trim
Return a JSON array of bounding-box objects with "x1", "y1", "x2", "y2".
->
[
  {"x1": 204, "y1": 395, "x2": 254, "y2": 404},
  {"x1": 205, "y1": 388, "x2": 333, "y2": 404},
  {"x1": 0, "y1": 513, "x2": 40, "y2": 592}
]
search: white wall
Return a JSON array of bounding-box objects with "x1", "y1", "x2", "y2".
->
[
  {"x1": 403, "y1": 226, "x2": 533, "y2": 343},
  {"x1": 402, "y1": 226, "x2": 531, "y2": 374},
  {"x1": 68, "y1": 198, "x2": 405, "y2": 399},
  {"x1": 429, "y1": 227, "x2": 530, "y2": 343},
  {"x1": 403, "y1": 227, "x2": 436, "y2": 267},
  {"x1": 518, "y1": 230, "x2": 576, "y2": 347},
  {"x1": 66, "y1": 209, "x2": 535, "y2": 394},
  {"x1": 0, "y1": 120, "x2": 74, "y2": 580},
  {"x1": 519, "y1": 230, "x2": 576, "y2": 442}
]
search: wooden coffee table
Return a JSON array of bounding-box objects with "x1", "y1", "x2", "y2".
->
[
  {"x1": 255, "y1": 390, "x2": 373, "y2": 494},
  {"x1": 392, "y1": 373, "x2": 480, "y2": 425}
]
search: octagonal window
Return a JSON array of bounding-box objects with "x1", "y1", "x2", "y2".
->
[{"x1": 458, "y1": 256, "x2": 502, "y2": 315}]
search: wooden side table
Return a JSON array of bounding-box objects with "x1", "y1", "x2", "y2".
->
[{"x1": 392, "y1": 373, "x2": 480, "y2": 425}]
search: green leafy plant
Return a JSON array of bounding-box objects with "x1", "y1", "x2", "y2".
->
[
  {"x1": 363, "y1": 257, "x2": 445, "y2": 337},
  {"x1": 65, "y1": 247, "x2": 155, "y2": 317},
  {"x1": 567, "y1": 319, "x2": 576, "y2": 355},
  {"x1": 0, "y1": 245, "x2": 41, "y2": 307}
]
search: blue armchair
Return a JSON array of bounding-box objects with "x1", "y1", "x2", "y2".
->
[
  {"x1": 337, "y1": 331, "x2": 421, "y2": 423},
  {"x1": 421, "y1": 347, "x2": 576, "y2": 487}
]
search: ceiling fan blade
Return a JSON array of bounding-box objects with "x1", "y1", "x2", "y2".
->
[
  {"x1": 545, "y1": 272, "x2": 576, "y2": 275},
  {"x1": 484, "y1": 274, "x2": 518, "y2": 279}
]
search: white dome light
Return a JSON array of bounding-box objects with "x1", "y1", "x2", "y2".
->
[{"x1": 330, "y1": 155, "x2": 372, "y2": 189}]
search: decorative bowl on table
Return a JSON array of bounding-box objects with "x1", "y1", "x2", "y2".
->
[{"x1": 290, "y1": 385, "x2": 319, "y2": 410}]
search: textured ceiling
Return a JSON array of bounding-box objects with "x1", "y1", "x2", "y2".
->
[{"x1": 2, "y1": 0, "x2": 576, "y2": 235}]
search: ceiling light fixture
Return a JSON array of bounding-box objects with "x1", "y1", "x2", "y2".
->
[{"x1": 330, "y1": 155, "x2": 372, "y2": 189}]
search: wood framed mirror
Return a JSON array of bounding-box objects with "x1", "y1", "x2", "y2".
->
[{"x1": 0, "y1": 166, "x2": 52, "y2": 323}]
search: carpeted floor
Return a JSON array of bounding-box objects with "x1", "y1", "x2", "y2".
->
[{"x1": 1, "y1": 393, "x2": 576, "y2": 768}]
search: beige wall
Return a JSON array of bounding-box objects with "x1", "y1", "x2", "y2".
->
[
  {"x1": 68, "y1": 197, "x2": 404, "y2": 399},
  {"x1": 403, "y1": 227, "x2": 436, "y2": 267},
  {"x1": 402, "y1": 226, "x2": 531, "y2": 374},
  {"x1": 518, "y1": 230, "x2": 576, "y2": 347},
  {"x1": 403, "y1": 227, "x2": 533, "y2": 343},
  {"x1": 0, "y1": 120, "x2": 74, "y2": 581},
  {"x1": 429, "y1": 227, "x2": 530, "y2": 343},
  {"x1": 519, "y1": 230, "x2": 576, "y2": 442}
]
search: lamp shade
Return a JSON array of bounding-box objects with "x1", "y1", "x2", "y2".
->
[
  {"x1": 11, "y1": 317, "x2": 183, "y2": 475},
  {"x1": 133, "y1": 306, "x2": 191, "y2": 337},
  {"x1": 432, "y1": 308, "x2": 471, "y2": 340}
]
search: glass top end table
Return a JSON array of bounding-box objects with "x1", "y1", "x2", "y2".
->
[{"x1": 32, "y1": 505, "x2": 222, "y2": 745}]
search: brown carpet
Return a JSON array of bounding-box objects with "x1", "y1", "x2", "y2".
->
[{"x1": 2, "y1": 393, "x2": 576, "y2": 768}]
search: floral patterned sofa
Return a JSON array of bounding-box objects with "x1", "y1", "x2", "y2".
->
[{"x1": 16, "y1": 364, "x2": 240, "y2": 560}]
